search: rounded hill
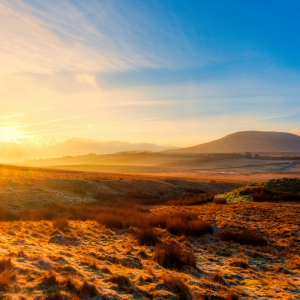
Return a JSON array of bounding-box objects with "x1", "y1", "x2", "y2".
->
[{"x1": 165, "y1": 131, "x2": 300, "y2": 153}]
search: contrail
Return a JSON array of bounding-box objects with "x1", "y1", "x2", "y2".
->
[
  {"x1": 0, "y1": 113, "x2": 24, "y2": 120},
  {"x1": 0, "y1": 107, "x2": 54, "y2": 121},
  {"x1": 22, "y1": 117, "x2": 162, "y2": 135},
  {"x1": 15, "y1": 114, "x2": 97, "y2": 129}
]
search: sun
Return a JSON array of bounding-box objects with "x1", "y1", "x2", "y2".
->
[{"x1": 0, "y1": 127, "x2": 21, "y2": 142}]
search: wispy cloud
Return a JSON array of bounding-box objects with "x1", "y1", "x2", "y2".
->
[
  {"x1": 0, "y1": 0, "x2": 206, "y2": 75},
  {"x1": 21, "y1": 117, "x2": 162, "y2": 135},
  {"x1": 0, "y1": 107, "x2": 53, "y2": 120},
  {"x1": 15, "y1": 114, "x2": 98, "y2": 129}
]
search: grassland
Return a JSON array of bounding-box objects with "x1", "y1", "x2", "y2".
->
[
  {"x1": 0, "y1": 165, "x2": 299, "y2": 299},
  {"x1": 221, "y1": 177, "x2": 300, "y2": 202}
]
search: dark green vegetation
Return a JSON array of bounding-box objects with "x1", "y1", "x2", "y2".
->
[{"x1": 222, "y1": 177, "x2": 300, "y2": 202}]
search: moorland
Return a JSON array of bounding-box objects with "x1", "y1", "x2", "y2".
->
[{"x1": 0, "y1": 164, "x2": 299, "y2": 299}]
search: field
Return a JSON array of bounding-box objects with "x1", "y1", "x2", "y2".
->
[
  {"x1": 22, "y1": 153, "x2": 300, "y2": 175},
  {"x1": 0, "y1": 165, "x2": 300, "y2": 299}
]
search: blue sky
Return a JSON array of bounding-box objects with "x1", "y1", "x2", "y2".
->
[{"x1": 0, "y1": 0, "x2": 300, "y2": 149}]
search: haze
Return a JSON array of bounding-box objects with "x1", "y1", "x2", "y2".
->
[{"x1": 1, "y1": 0, "x2": 300, "y2": 161}]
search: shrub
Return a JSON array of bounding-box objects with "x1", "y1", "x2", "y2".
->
[
  {"x1": 161, "y1": 274, "x2": 192, "y2": 300},
  {"x1": 52, "y1": 217, "x2": 69, "y2": 231},
  {"x1": 213, "y1": 198, "x2": 227, "y2": 204},
  {"x1": 218, "y1": 229, "x2": 267, "y2": 246},
  {"x1": 154, "y1": 240, "x2": 196, "y2": 270}
]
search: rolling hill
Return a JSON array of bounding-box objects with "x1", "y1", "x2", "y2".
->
[{"x1": 163, "y1": 131, "x2": 300, "y2": 154}]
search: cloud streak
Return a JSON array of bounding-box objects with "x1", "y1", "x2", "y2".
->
[
  {"x1": 21, "y1": 117, "x2": 162, "y2": 135},
  {"x1": 0, "y1": 0, "x2": 206, "y2": 75}
]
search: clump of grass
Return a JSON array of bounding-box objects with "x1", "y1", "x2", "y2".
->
[
  {"x1": 0, "y1": 259, "x2": 16, "y2": 291},
  {"x1": 210, "y1": 271, "x2": 227, "y2": 286},
  {"x1": 0, "y1": 206, "x2": 18, "y2": 221},
  {"x1": 154, "y1": 240, "x2": 196, "y2": 270},
  {"x1": 104, "y1": 275, "x2": 132, "y2": 291},
  {"x1": 213, "y1": 198, "x2": 227, "y2": 204},
  {"x1": 62, "y1": 275, "x2": 77, "y2": 292},
  {"x1": 273, "y1": 265, "x2": 289, "y2": 274},
  {"x1": 284, "y1": 192, "x2": 300, "y2": 201},
  {"x1": 218, "y1": 229, "x2": 267, "y2": 246},
  {"x1": 93, "y1": 192, "x2": 119, "y2": 202},
  {"x1": 136, "y1": 226, "x2": 160, "y2": 246},
  {"x1": 224, "y1": 288, "x2": 240, "y2": 300},
  {"x1": 73, "y1": 187, "x2": 86, "y2": 196},
  {"x1": 79, "y1": 281, "x2": 98, "y2": 297},
  {"x1": 252, "y1": 190, "x2": 280, "y2": 202},
  {"x1": 161, "y1": 274, "x2": 192, "y2": 300},
  {"x1": 100, "y1": 267, "x2": 111, "y2": 274},
  {"x1": 229, "y1": 256, "x2": 249, "y2": 269},
  {"x1": 0, "y1": 258, "x2": 13, "y2": 272},
  {"x1": 166, "y1": 193, "x2": 215, "y2": 206},
  {"x1": 150, "y1": 211, "x2": 213, "y2": 237},
  {"x1": 136, "y1": 248, "x2": 149, "y2": 259},
  {"x1": 167, "y1": 218, "x2": 213, "y2": 236},
  {"x1": 42, "y1": 270, "x2": 58, "y2": 286},
  {"x1": 96, "y1": 214, "x2": 124, "y2": 229},
  {"x1": 52, "y1": 217, "x2": 69, "y2": 231}
]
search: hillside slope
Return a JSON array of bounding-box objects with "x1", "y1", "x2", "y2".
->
[{"x1": 164, "y1": 131, "x2": 300, "y2": 154}]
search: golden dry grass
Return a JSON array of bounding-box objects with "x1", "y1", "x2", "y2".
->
[
  {"x1": 0, "y1": 200, "x2": 298, "y2": 299},
  {"x1": 0, "y1": 165, "x2": 299, "y2": 299}
]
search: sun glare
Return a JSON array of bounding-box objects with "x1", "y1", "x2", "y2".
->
[{"x1": 0, "y1": 127, "x2": 21, "y2": 142}]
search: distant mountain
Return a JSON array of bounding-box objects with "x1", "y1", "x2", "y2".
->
[
  {"x1": 163, "y1": 131, "x2": 300, "y2": 154},
  {"x1": 0, "y1": 138, "x2": 179, "y2": 163}
]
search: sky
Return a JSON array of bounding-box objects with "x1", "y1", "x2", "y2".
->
[{"x1": 1, "y1": 0, "x2": 300, "y2": 159}]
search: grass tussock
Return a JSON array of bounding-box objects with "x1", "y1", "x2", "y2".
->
[
  {"x1": 150, "y1": 211, "x2": 213, "y2": 237},
  {"x1": 154, "y1": 240, "x2": 196, "y2": 270},
  {"x1": 218, "y1": 228, "x2": 267, "y2": 246},
  {"x1": 161, "y1": 273, "x2": 192, "y2": 300},
  {"x1": 213, "y1": 198, "x2": 227, "y2": 204},
  {"x1": 79, "y1": 281, "x2": 99, "y2": 297},
  {"x1": 73, "y1": 187, "x2": 87, "y2": 196},
  {"x1": 167, "y1": 218, "x2": 213, "y2": 236},
  {"x1": 52, "y1": 216, "x2": 69, "y2": 231},
  {"x1": 104, "y1": 275, "x2": 132, "y2": 291},
  {"x1": 209, "y1": 271, "x2": 227, "y2": 286},
  {"x1": 136, "y1": 226, "x2": 160, "y2": 246},
  {"x1": 252, "y1": 189, "x2": 300, "y2": 202},
  {"x1": 166, "y1": 193, "x2": 215, "y2": 206},
  {"x1": 229, "y1": 256, "x2": 249, "y2": 269},
  {"x1": 224, "y1": 289, "x2": 240, "y2": 300},
  {"x1": 42, "y1": 270, "x2": 58, "y2": 286},
  {"x1": 0, "y1": 259, "x2": 16, "y2": 291}
]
